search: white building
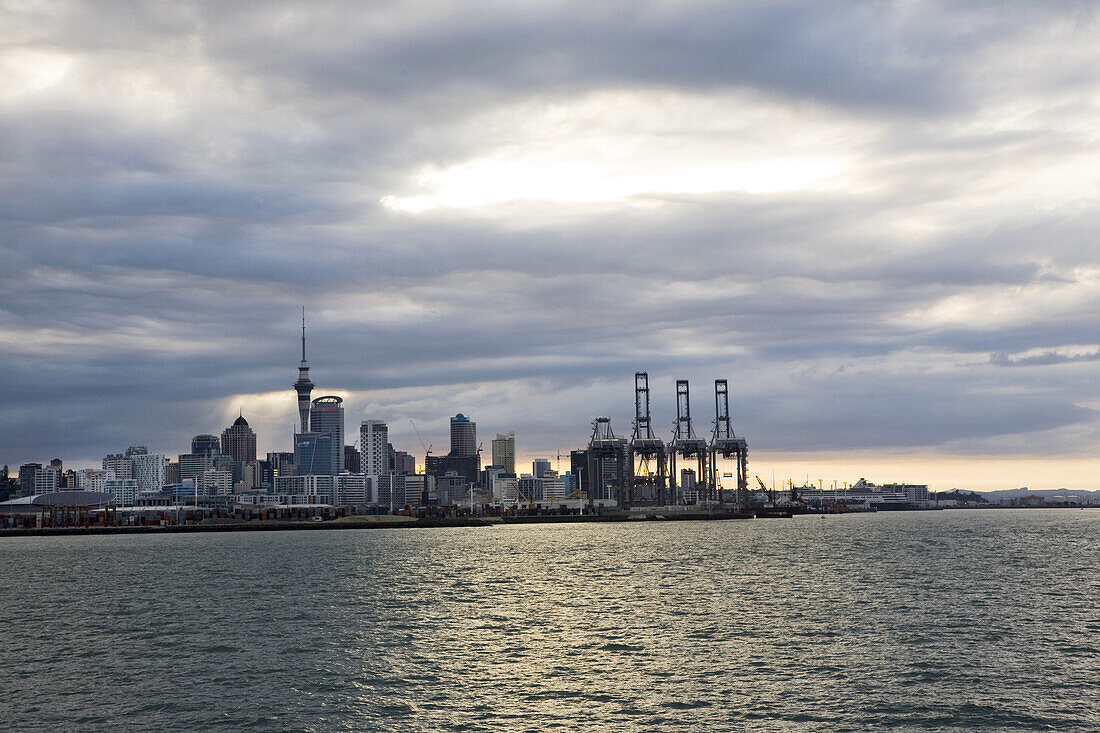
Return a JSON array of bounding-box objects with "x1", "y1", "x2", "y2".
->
[
  {"x1": 335, "y1": 473, "x2": 371, "y2": 506},
  {"x1": 542, "y1": 470, "x2": 568, "y2": 501},
  {"x1": 104, "y1": 478, "x2": 138, "y2": 506},
  {"x1": 360, "y1": 420, "x2": 390, "y2": 475},
  {"x1": 76, "y1": 468, "x2": 107, "y2": 491},
  {"x1": 34, "y1": 467, "x2": 60, "y2": 494},
  {"x1": 131, "y1": 453, "x2": 166, "y2": 493},
  {"x1": 201, "y1": 470, "x2": 234, "y2": 496},
  {"x1": 494, "y1": 475, "x2": 520, "y2": 504}
]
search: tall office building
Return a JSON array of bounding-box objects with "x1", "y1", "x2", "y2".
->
[
  {"x1": 191, "y1": 435, "x2": 220, "y2": 455},
  {"x1": 450, "y1": 414, "x2": 477, "y2": 456},
  {"x1": 360, "y1": 420, "x2": 390, "y2": 476},
  {"x1": 221, "y1": 414, "x2": 257, "y2": 463},
  {"x1": 18, "y1": 463, "x2": 41, "y2": 497},
  {"x1": 294, "y1": 432, "x2": 333, "y2": 475},
  {"x1": 293, "y1": 308, "x2": 314, "y2": 434},
  {"x1": 131, "y1": 453, "x2": 166, "y2": 493},
  {"x1": 343, "y1": 445, "x2": 361, "y2": 474},
  {"x1": 492, "y1": 432, "x2": 515, "y2": 475},
  {"x1": 532, "y1": 458, "x2": 551, "y2": 478},
  {"x1": 310, "y1": 396, "x2": 344, "y2": 473}
]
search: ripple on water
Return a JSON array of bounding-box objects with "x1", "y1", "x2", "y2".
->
[{"x1": 2, "y1": 510, "x2": 1099, "y2": 732}]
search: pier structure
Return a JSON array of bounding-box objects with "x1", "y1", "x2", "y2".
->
[
  {"x1": 586, "y1": 417, "x2": 630, "y2": 510},
  {"x1": 669, "y1": 380, "x2": 709, "y2": 504},
  {"x1": 629, "y1": 372, "x2": 667, "y2": 506},
  {"x1": 709, "y1": 379, "x2": 748, "y2": 507}
]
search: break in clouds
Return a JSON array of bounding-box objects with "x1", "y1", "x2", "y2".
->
[{"x1": 2, "y1": 1, "x2": 1100, "y2": 468}]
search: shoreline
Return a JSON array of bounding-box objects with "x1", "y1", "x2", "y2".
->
[{"x1": 0, "y1": 510, "x2": 752, "y2": 538}]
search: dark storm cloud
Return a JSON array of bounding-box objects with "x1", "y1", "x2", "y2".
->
[{"x1": 2, "y1": 1, "x2": 1100, "y2": 476}]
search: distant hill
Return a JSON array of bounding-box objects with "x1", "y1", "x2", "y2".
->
[{"x1": 975, "y1": 487, "x2": 1100, "y2": 499}]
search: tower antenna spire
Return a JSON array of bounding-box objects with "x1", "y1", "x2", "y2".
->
[{"x1": 301, "y1": 306, "x2": 307, "y2": 363}]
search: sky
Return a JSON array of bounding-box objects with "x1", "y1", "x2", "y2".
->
[{"x1": 3, "y1": 1, "x2": 1100, "y2": 491}]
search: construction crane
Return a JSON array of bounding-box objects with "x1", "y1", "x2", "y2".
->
[{"x1": 409, "y1": 419, "x2": 432, "y2": 472}]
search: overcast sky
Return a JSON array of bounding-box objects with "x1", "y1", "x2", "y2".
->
[{"x1": 3, "y1": 1, "x2": 1100, "y2": 489}]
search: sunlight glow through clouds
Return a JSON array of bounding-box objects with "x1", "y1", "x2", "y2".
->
[{"x1": 381, "y1": 91, "x2": 859, "y2": 211}]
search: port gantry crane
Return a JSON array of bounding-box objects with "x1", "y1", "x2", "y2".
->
[
  {"x1": 669, "y1": 380, "x2": 709, "y2": 505},
  {"x1": 629, "y1": 372, "x2": 668, "y2": 506},
  {"x1": 710, "y1": 379, "x2": 749, "y2": 507},
  {"x1": 587, "y1": 417, "x2": 629, "y2": 510}
]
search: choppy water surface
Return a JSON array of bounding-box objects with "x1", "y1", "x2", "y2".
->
[{"x1": 2, "y1": 509, "x2": 1098, "y2": 731}]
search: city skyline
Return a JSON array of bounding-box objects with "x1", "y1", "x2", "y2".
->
[{"x1": 4, "y1": 3, "x2": 1100, "y2": 491}]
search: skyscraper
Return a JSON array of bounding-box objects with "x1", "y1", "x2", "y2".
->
[
  {"x1": 294, "y1": 432, "x2": 333, "y2": 476},
  {"x1": 293, "y1": 308, "x2": 314, "y2": 434},
  {"x1": 532, "y1": 458, "x2": 551, "y2": 478},
  {"x1": 221, "y1": 414, "x2": 257, "y2": 463},
  {"x1": 131, "y1": 453, "x2": 166, "y2": 493},
  {"x1": 191, "y1": 435, "x2": 220, "y2": 455},
  {"x1": 492, "y1": 432, "x2": 515, "y2": 475},
  {"x1": 360, "y1": 420, "x2": 390, "y2": 475},
  {"x1": 310, "y1": 396, "x2": 344, "y2": 473},
  {"x1": 450, "y1": 414, "x2": 477, "y2": 456}
]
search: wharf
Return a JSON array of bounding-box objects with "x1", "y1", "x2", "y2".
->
[{"x1": 0, "y1": 509, "x2": 761, "y2": 537}]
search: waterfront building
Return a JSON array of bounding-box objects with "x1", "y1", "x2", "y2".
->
[
  {"x1": 492, "y1": 432, "x2": 515, "y2": 475},
  {"x1": 493, "y1": 475, "x2": 520, "y2": 504},
  {"x1": 360, "y1": 420, "x2": 390, "y2": 475},
  {"x1": 294, "y1": 432, "x2": 334, "y2": 476},
  {"x1": 221, "y1": 414, "x2": 257, "y2": 463},
  {"x1": 310, "y1": 396, "x2": 344, "y2": 473},
  {"x1": 436, "y1": 471, "x2": 466, "y2": 505},
  {"x1": 104, "y1": 478, "x2": 138, "y2": 506},
  {"x1": 131, "y1": 453, "x2": 166, "y2": 493},
  {"x1": 200, "y1": 469, "x2": 233, "y2": 496},
  {"x1": 569, "y1": 450, "x2": 588, "y2": 500},
  {"x1": 406, "y1": 474, "x2": 434, "y2": 507},
  {"x1": 336, "y1": 473, "x2": 370, "y2": 505},
  {"x1": 518, "y1": 475, "x2": 543, "y2": 502},
  {"x1": 274, "y1": 474, "x2": 342, "y2": 505},
  {"x1": 450, "y1": 414, "x2": 477, "y2": 457},
  {"x1": 542, "y1": 470, "x2": 568, "y2": 501},
  {"x1": 532, "y1": 458, "x2": 551, "y2": 478},
  {"x1": 34, "y1": 466, "x2": 60, "y2": 494},
  {"x1": 426, "y1": 453, "x2": 479, "y2": 486}
]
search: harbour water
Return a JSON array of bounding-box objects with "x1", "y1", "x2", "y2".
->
[{"x1": 2, "y1": 509, "x2": 1098, "y2": 731}]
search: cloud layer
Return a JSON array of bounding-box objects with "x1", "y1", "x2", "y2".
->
[{"x1": 3, "y1": 2, "x2": 1100, "y2": 488}]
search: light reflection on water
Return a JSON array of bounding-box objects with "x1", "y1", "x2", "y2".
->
[{"x1": 2, "y1": 509, "x2": 1099, "y2": 731}]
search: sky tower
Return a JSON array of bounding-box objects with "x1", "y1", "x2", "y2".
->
[{"x1": 293, "y1": 307, "x2": 314, "y2": 433}]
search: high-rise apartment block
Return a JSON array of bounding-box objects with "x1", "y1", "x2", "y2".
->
[
  {"x1": 360, "y1": 420, "x2": 390, "y2": 475},
  {"x1": 131, "y1": 453, "x2": 166, "y2": 493},
  {"x1": 492, "y1": 432, "x2": 515, "y2": 475}
]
